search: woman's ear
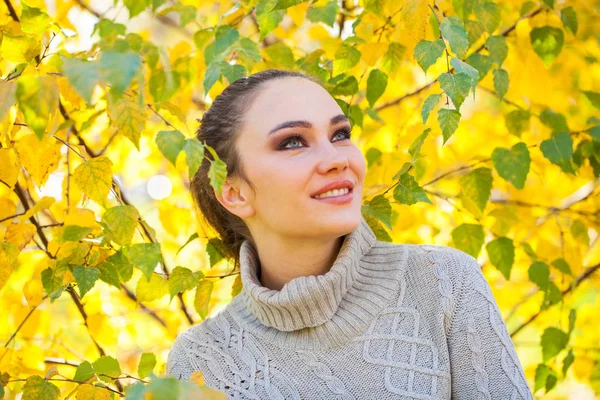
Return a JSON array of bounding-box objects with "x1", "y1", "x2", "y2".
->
[{"x1": 213, "y1": 177, "x2": 255, "y2": 219}]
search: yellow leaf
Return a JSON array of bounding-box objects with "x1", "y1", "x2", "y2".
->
[
  {"x1": 136, "y1": 273, "x2": 168, "y2": 302},
  {"x1": 20, "y1": 196, "x2": 55, "y2": 222},
  {"x1": 14, "y1": 134, "x2": 61, "y2": 187},
  {"x1": 64, "y1": 208, "x2": 100, "y2": 228},
  {"x1": 359, "y1": 42, "x2": 388, "y2": 66},
  {"x1": 73, "y1": 157, "x2": 113, "y2": 208},
  {"x1": 24, "y1": 279, "x2": 44, "y2": 307},
  {"x1": 76, "y1": 383, "x2": 112, "y2": 400},
  {"x1": 189, "y1": 371, "x2": 205, "y2": 386},
  {"x1": 0, "y1": 148, "x2": 19, "y2": 188},
  {"x1": 0, "y1": 80, "x2": 17, "y2": 122},
  {"x1": 0, "y1": 32, "x2": 40, "y2": 63},
  {"x1": 5, "y1": 222, "x2": 37, "y2": 251},
  {"x1": 400, "y1": 0, "x2": 430, "y2": 46},
  {"x1": 0, "y1": 242, "x2": 19, "y2": 292},
  {"x1": 287, "y1": 2, "x2": 309, "y2": 27},
  {"x1": 16, "y1": 75, "x2": 59, "y2": 139},
  {"x1": 0, "y1": 198, "x2": 17, "y2": 226}
]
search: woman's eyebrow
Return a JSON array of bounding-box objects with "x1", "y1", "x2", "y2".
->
[{"x1": 268, "y1": 114, "x2": 349, "y2": 136}]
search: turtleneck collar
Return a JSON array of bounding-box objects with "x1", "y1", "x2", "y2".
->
[{"x1": 237, "y1": 216, "x2": 377, "y2": 332}]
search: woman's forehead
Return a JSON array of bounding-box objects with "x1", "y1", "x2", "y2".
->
[{"x1": 243, "y1": 77, "x2": 342, "y2": 131}]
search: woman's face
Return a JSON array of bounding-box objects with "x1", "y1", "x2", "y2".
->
[{"x1": 231, "y1": 76, "x2": 366, "y2": 239}]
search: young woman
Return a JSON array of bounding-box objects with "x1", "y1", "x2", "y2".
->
[{"x1": 166, "y1": 69, "x2": 533, "y2": 399}]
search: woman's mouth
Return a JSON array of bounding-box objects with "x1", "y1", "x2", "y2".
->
[{"x1": 311, "y1": 187, "x2": 353, "y2": 204}]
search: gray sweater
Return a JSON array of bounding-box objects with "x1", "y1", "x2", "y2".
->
[{"x1": 166, "y1": 216, "x2": 533, "y2": 399}]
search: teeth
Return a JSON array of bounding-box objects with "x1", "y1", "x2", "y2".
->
[{"x1": 314, "y1": 188, "x2": 350, "y2": 199}]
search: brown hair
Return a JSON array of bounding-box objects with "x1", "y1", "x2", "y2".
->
[{"x1": 190, "y1": 68, "x2": 323, "y2": 269}]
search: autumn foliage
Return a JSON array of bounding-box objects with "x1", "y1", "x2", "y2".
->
[{"x1": 0, "y1": 0, "x2": 599, "y2": 398}]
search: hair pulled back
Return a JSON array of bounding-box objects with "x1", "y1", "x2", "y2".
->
[{"x1": 191, "y1": 68, "x2": 323, "y2": 269}]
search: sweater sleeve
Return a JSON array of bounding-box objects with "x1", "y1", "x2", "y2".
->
[
  {"x1": 447, "y1": 250, "x2": 533, "y2": 399},
  {"x1": 166, "y1": 332, "x2": 195, "y2": 381}
]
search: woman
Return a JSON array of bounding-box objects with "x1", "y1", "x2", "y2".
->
[{"x1": 166, "y1": 69, "x2": 533, "y2": 399}]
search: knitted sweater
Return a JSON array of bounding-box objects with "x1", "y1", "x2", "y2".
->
[{"x1": 166, "y1": 216, "x2": 533, "y2": 399}]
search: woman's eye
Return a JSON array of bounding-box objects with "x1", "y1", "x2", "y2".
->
[{"x1": 282, "y1": 136, "x2": 304, "y2": 149}]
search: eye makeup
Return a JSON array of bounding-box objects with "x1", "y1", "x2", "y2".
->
[{"x1": 277, "y1": 126, "x2": 352, "y2": 151}]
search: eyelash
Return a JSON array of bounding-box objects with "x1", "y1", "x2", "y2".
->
[{"x1": 278, "y1": 127, "x2": 352, "y2": 150}]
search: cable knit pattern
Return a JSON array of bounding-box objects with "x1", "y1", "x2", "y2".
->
[{"x1": 167, "y1": 216, "x2": 533, "y2": 399}]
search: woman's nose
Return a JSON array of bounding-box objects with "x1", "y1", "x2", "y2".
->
[{"x1": 316, "y1": 142, "x2": 349, "y2": 174}]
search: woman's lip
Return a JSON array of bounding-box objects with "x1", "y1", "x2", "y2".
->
[{"x1": 311, "y1": 188, "x2": 353, "y2": 204}]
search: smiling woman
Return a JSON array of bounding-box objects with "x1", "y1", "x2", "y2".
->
[{"x1": 166, "y1": 69, "x2": 533, "y2": 399}]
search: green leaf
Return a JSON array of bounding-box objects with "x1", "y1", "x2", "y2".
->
[
  {"x1": 540, "y1": 108, "x2": 569, "y2": 132},
  {"x1": 485, "y1": 35, "x2": 508, "y2": 66},
  {"x1": 366, "y1": 147, "x2": 382, "y2": 167},
  {"x1": 125, "y1": 243, "x2": 162, "y2": 281},
  {"x1": 361, "y1": 194, "x2": 392, "y2": 229},
  {"x1": 560, "y1": 6, "x2": 578, "y2": 35},
  {"x1": 61, "y1": 57, "x2": 100, "y2": 105},
  {"x1": 421, "y1": 93, "x2": 442, "y2": 124},
  {"x1": 465, "y1": 53, "x2": 493, "y2": 82},
  {"x1": 41, "y1": 263, "x2": 67, "y2": 301},
  {"x1": 208, "y1": 158, "x2": 228, "y2": 198},
  {"x1": 583, "y1": 91, "x2": 600, "y2": 110},
  {"x1": 450, "y1": 57, "x2": 479, "y2": 98},
  {"x1": 570, "y1": 218, "x2": 590, "y2": 245},
  {"x1": 363, "y1": 215, "x2": 392, "y2": 242},
  {"x1": 183, "y1": 139, "x2": 204, "y2": 179},
  {"x1": 529, "y1": 261, "x2": 550, "y2": 290},
  {"x1": 169, "y1": 266, "x2": 202, "y2": 299},
  {"x1": 62, "y1": 225, "x2": 92, "y2": 242},
  {"x1": 465, "y1": 19, "x2": 485, "y2": 46},
  {"x1": 530, "y1": 26, "x2": 564, "y2": 67},
  {"x1": 414, "y1": 39, "x2": 446, "y2": 74},
  {"x1": 149, "y1": 68, "x2": 180, "y2": 103},
  {"x1": 534, "y1": 364, "x2": 557, "y2": 393},
  {"x1": 452, "y1": 223, "x2": 485, "y2": 258},
  {"x1": 138, "y1": 353, "x2": 157, "y2": 379},
  {"x1": 207, "y1": 238, "x2": 226, "y2": 268},
  {"x1": 474, "y1": 1, "x2": 500, "y2": 33},
  {"x1": 156, "y1": 130, "x2": 185, "y2": 166},
  {"x1": 540, "y1": 132, "x2": 574, "y2": 174},
  {"x1": 505, "y1": 109, "x2": 530, "y2": 137},
  {"x1": 73, "y1": 360, "x2": 95, "y2": 383},
  {"x1": 100, "y1": 51, "x2": 141, "y2": 98},
  {"x1": 124, "y1": 0, "x2": 150, "y2": 17},
  {"x1": 203, "y1": 61, "x2": 221, "y2": 95},
  {"x1": 408, "y1": 128, "x2": 430, "y2": 159},
  {"x1": 215, "y1": 27, "x2": 239, "y2": 57},
  {"x1": 177, "y1": 4, "x2": 196, "y2": 27},
  {"x1": 459, "y1": 167, "x2": 493, "y2": 213},
  {"x1": 264, "y1": 41, "x2": 295, "y2": 67},
  {"x1": 98, "y1": 259, "x2": 121, "y2": 288},
  {"x1": 440, "y1": 16, "x2": 469, "y2": 59},
  {"x1": 272, "y1": 0, "x2": 305, "y2": 11},
  {"x1": 520, "y1": 1, "x2": 536, "y2": 16},
  {"x1": 365, "y1": 69, "x2": 387, "y2": 108},
  {"x1": 333, "y1": 44, "x2": 361, "y2": 76},
  {"x1": 330, "y1": 75, "x2": 358, "y2": 96},
  {"x1": 380, "y1": 43, "x2": 405, "y2": 78},
  {"x1": 219, "y1": 62, "x2": 246, "y2": 84},
  {"x1": 256, "y1": 0, "x2": 284, "y2": 40},
  {"x1": 393, "y1": 173, "x2": 432, "y2": 205},
  {"x1": 236, "y1": 38, "x2": 262, "y2": 65},
  {"x1": 491, "y1": 142, "x2": 531, "y2": 189},
  {"x1": 486, "y1": 237, "x2": 514, "y2": 280},
  {"x1": 16, "y1": 76, "x2": 58, "y2": 140},
  {"x1": 437, "y1": 108, "x2": 461, "y2": 143},
  {"x1": 453, "y1": 0, "x2": 477, "y2": 21},
  {"x1": 101, "y1": 205, "x2": 140, "y2": 246},
  {"x1": 551, "y1": 257, "x2": 572, "y2": 276},
  {"x1": 364, "y1": 0, "x2": 385, "y2": 17},
  {"x1": 541, "y1": 327, "x2": 569, "y2": 362},
  {"x1": 20, "y1": 2, "x2": 50, "y2": 34},
  {"x1": 439, "y1": 72, "x2": 471, "y2": 110},
  {"x1": 542, "y1": 0, "x2": 554, "y2": 9},
  {"x1": 21, "y1": 375, "x2": 59, "y2": 400},
  {"x1": 94, "y1": 19, "x2": 126, "y2": 38},
  {"x1": 108, "y1": 252, "x2": 133, "y2": 283},
  {"x1": 195, "y1": 280, "x2": 214, "y2": 320},
  {"x1": 92, "y1": 355, "x2": 121, "y2": 383},
  {"x1": 562, "y1": 350, "x2": 574, "y2": 376},
  {"x1": 493, "y1": 68, "x2": 509, "y2": 99},
  {"x1": 307, "y1": 1, "x2": 338, "y2": 27},
  {"x1": 73, "y1": 266, "x2": 100, "y2": 298}
]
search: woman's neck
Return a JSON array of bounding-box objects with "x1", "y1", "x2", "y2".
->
[{"x1": 251, "y1": 232, "x2": 346, "y2": 291}]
